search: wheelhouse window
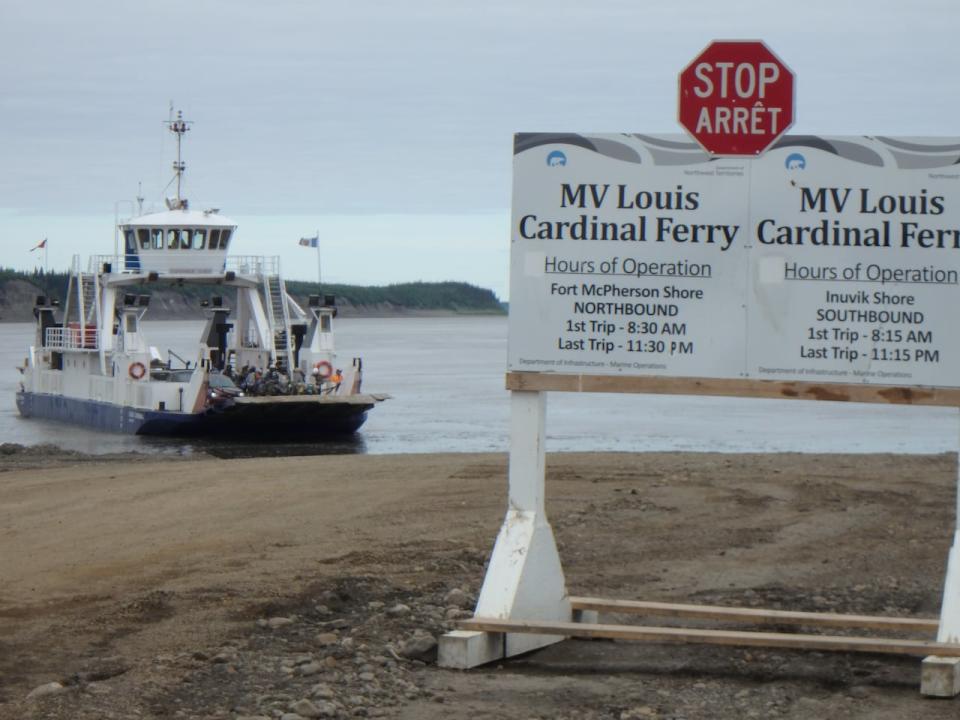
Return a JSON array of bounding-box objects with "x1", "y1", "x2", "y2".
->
[
  {"x1": 151, "y1": 228, "x2": 164, "y2": 249},
  {"x1": 208, "y1": 229, "x2": 221, "y2": 249},
  {"x1": 137, "y1": 228, "x2": 150, "y2": 249},
  {"x1": 219, "y1": 229, "x2": 232, "y2": 248},
  {"x1": 191, "y1": 228, "x2": 206, "y2": 249},
  {"x1": 167, "y1": 229, "x2": 182, "y2": 249}
]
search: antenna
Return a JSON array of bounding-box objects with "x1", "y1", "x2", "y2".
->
[
  {"x1": 136, "y1": 181, "x2": 144, "y2": 215},
  {"x1": 165, "y1": 108, "x2": 192, "y2": 209}
]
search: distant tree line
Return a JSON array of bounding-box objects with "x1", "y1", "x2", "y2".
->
[
  {"x1": 0, "y1": 267, "x2": 70, "y2": 300},
  {"x1": 0, "y1": 268, "x2": 505, "y2": 314},
  {"x1": 285, "y1": 279, "x2": 504, "y2": 312}
]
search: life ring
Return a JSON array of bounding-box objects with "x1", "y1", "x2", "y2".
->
[
  {"x1": 313, "y1": 360, "x2": 333, "y2": 379},
  {"x1": 129, "y1": 361, "x2": 147, "y2": 380}
]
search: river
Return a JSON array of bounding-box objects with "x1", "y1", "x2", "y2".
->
[{"x1": 2, "y1": 316, "x2": 956, "y2": 457}]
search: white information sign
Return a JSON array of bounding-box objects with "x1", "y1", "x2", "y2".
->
[{"x1": 508, "y1": 134, "x2": 960, "y2": 388}]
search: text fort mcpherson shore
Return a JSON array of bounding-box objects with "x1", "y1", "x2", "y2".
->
[{"x1": 517, "y1": 184, "x2": 960, "y2": 251}]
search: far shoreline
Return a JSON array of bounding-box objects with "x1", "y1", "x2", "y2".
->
[{"x1": 0, "y1": 308, "x2": 506, "y2": 323}]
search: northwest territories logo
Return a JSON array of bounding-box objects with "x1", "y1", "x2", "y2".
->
[
  {"x1": 785, "y1": 152, "x2": 806, "y2": 170},
  {"x1": 546, "y1": 150, "x2": 567, "y2": 167}
]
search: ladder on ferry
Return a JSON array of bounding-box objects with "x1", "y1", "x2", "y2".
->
[
  {"x1": 60, "y1": 256, "x2": 104, "y2": 372},
  {"x1": 264, "y1": 273, "x2": 295, "y2": 372},
  {"x1": 80, "y1": 272, "x2": 97, "y2": 323},
  {"x1": 63, "y1": 256, "x2": 100, "y2": 327}
]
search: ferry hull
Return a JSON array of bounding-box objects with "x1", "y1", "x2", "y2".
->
[{"x1": 16, "y1": 391, "x2": 372, "y2": 437}]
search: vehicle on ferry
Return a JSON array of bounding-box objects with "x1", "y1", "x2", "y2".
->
[{"x1": 16, "y1": 110, "x2": 385, "y2": 437}]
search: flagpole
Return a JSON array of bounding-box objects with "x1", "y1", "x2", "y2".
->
[{"x1": 316, "y1": 229, "x2": 323, "y2": 293}]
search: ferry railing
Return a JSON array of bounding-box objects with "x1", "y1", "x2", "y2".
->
[
  {"x1": 45, "y1": 325, "x2": 100, "y2": 351},
  {"x1": 226, "y1": 256, "x2": 280, "y2": 276},
  {"x1": 87, "y1": 254, "x2": 281, "y2": 277},
  {"x1": 89, "y1": 254, "x2": 140, "y2": 273}
]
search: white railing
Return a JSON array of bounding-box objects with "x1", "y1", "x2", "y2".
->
[
  {"x1": 45, "y1": 326, "x2": 100, "y2": 351},
  {"x1": 88, "y1": 254, "x2": 281, "y2": 277},
  {"x1": 89, "y1": 254, "x2": 137, "y2": 273},
  {"x1": 226, "y1": 256, "x2": 280, "y2": 276}
]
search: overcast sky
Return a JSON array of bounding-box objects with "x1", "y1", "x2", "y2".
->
[{"x1": 2, "y1": 0, "x2": 957, "y2": 298}]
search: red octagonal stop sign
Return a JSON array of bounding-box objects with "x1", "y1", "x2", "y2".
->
[{"x1": 678, "y1": 40, "x2": 795, "y2": 156}]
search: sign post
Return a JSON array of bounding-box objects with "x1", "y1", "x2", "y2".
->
[
  {"x1": 439, "y1": 390, "x2": 572, "y2": 668},
  {"x1": 678, "y1": 40, "x2": 794, "y2": 156}
]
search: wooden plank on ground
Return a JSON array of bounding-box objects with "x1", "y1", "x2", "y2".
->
[
  {"x1": 458, "y1": 618, "x2": 960, "y2": 658},
  {"x1": 569, "y1": 597, "x2": 941, "y2": 633},
  {"x1": 505, "y1": 372, "x2": 960, "y2": 408}
]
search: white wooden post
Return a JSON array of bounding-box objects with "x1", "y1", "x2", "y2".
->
[
  {"x1": 438, "y1": 390, "x2": 571, "y2": 668},
  {"x1": 922, "y1": 418, "x2": 960, "y2": 697}
]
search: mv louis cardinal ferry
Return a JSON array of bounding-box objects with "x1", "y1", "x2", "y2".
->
[{"x1": 16, "y1": 110, "x2": 386, "y2": 437}]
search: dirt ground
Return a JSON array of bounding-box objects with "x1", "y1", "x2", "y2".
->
[{"x1": 1, "y1": 445, "x2": 959, "y2": 719}]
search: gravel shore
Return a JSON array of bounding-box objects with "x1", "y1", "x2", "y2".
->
[{"x1": 1, "y1": 447, "x2": 958, "y2": 719}]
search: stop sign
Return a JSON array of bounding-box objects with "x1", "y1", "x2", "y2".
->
[{"x1": 678, "y1": 40, "x2": 795, "y2": 156}]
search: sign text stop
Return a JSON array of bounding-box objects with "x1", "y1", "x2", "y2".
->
[{"x1": 678, "y1": 40, "x2": 795, "y2": 156}]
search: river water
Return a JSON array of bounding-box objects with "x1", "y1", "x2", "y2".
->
[{"x1": 2, "y1": 316, "x2": 956, "y2": 457}]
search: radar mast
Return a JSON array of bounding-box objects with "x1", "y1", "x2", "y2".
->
[{"x1": 166, "y1": 107, "x2": 192, "y2": 210}]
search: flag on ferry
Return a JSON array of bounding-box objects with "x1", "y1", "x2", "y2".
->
[
  {"x1": 299, "y1": 236, "x2": 319, "y2": 248},
  {"x1": 30, "y1": 238, "x2": 47, "y2": 252}
]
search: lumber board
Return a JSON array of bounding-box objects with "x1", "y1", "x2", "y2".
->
[
  {"x1": 458, "y1": 618, "x2": 960, "y2": 658},
  {"x1": 505, "y1": 372, "x2": 960, "y2": 408},
  {"x1": 569, "y1": 596, "x2": 941, "y2": 633}
]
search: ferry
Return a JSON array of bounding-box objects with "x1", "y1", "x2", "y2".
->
[{"x1": 16, "y1": 110, "x2": 386, "y2": 437}]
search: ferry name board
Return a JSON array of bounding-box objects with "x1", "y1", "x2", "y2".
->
[{"x1": 507, "y1": 134, "x2": 960, "y2": 388}]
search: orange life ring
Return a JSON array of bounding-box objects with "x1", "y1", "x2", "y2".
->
[
  {"x1": 129, "y1": 361, "x2": 147, "y2": 380},
  {"x1": 313, "y1": 360, "x2": 333, "y2": 379}
]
